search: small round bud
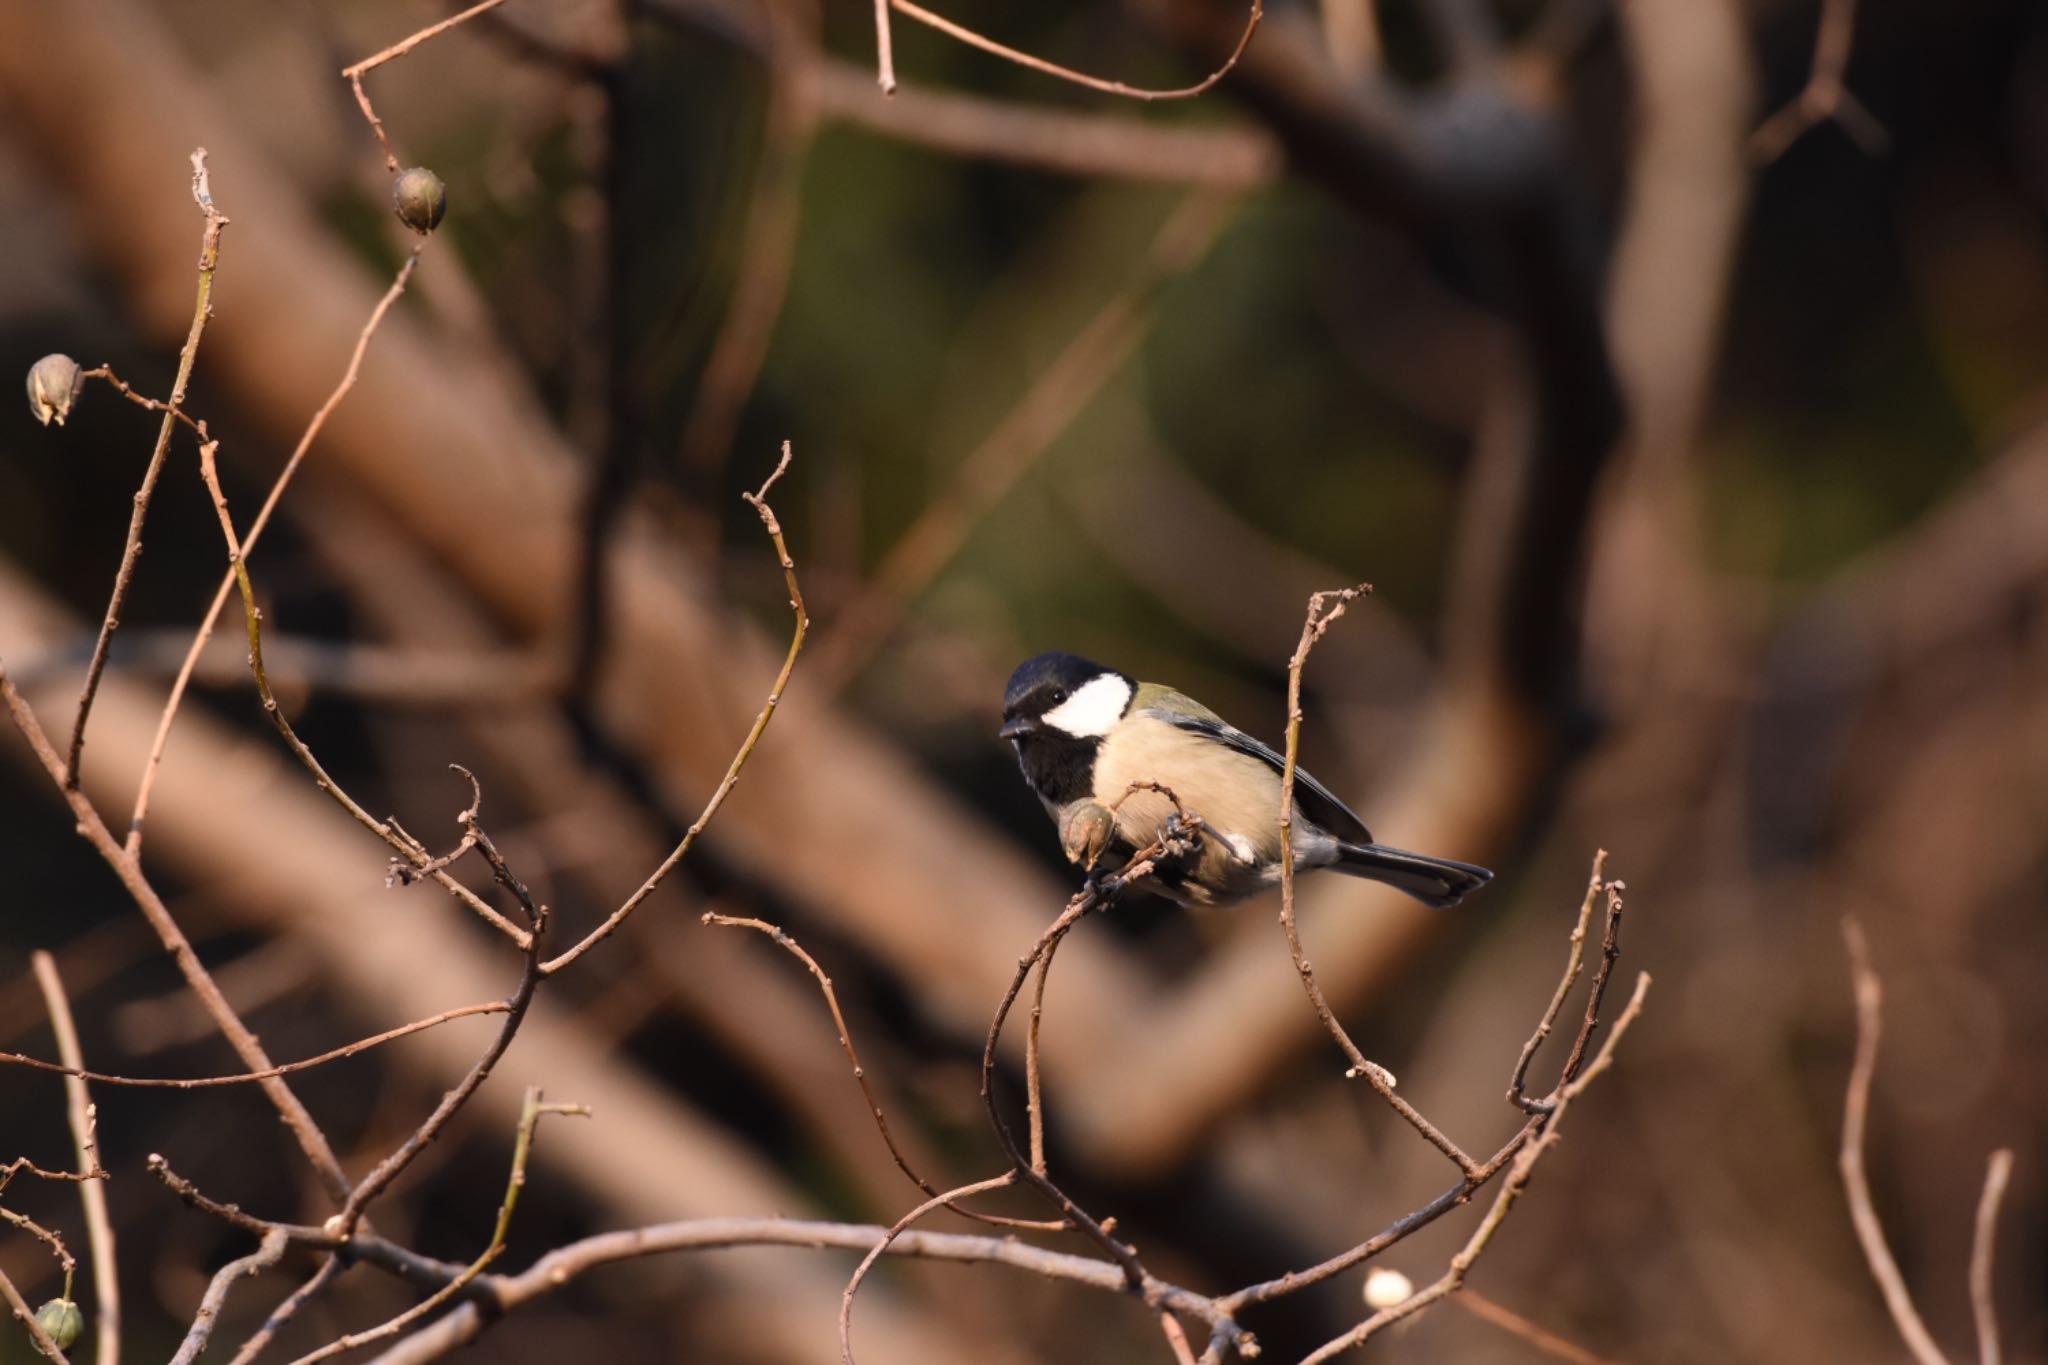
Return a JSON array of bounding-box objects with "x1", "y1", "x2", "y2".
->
[
  {"x1": 26, "y1": 353, "x2": 83, "y2": 427},
  {"x1": 34, "y1": 1298, "x2": 83, "y2": 1350},
  {"x1": 393, "y1": 166, "x2": 448, "y2": 234}
]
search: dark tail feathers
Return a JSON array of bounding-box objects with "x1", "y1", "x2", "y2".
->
[{"x1": 1334, "y1": 843, "x2": 1493, "y2": 909}]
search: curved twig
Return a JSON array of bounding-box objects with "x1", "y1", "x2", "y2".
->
[
  {"x1": 839, "y1": 1173, "x2": 1017, "y2": 1365},
  {"x1": 887, "y1": 0, "x2": 1261, "y2": 102},
  {"x1": 0, "y1": 1001, "x2": 510, "y2": 1087},
  {"x1": 543, "y1": 443, "x2": 808, "y2": 973},
  {"x1": 1838, "y1": 917, "x2": 1950, "y2": 1365}
]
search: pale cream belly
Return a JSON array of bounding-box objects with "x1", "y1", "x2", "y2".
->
[{"x1": 1090, "y1": 713, "x2": 1301, "y2": 905}]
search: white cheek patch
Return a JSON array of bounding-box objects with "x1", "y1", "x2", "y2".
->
[{"x1": 1041, "y1": 674, "x2": 1133, "y2": 738}]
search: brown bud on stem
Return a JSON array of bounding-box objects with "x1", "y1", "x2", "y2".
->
[{"x1": 393, "y1": 166, "x2": 448, "y2": 234}]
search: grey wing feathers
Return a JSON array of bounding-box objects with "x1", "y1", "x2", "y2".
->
[{"x1": 1143, "y1": 706, "x2": 1374, "y2": 845}]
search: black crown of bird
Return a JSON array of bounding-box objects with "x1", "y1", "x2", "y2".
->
[{"x1": 1000, "y1": 651, "x2": 1491, "y2": 909}]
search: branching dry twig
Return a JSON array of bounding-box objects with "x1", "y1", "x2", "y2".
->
[
  {"x1": 838, "y1": 1171, "x2": 1017, "y2": 1364},
  {"x1": 66, "y1": 149, "x2": 227, "y2": 793},
  {"x1": 226, "y1": 1257, "x2": 345, "y2": 1365},
  {"x1": 285, "y1": 1086, "x2": 587, "y2": 1365},
  {"x1": 1276, "y1": 585, "x2": 1477, "y2": 1174},
  {"x1": 0, "y1": 667, "x2": 355, "y2": 1202},
  {"x1": 343, "y1": 0, "x2": 514, "y2": 170},
  {"x1": 1298, "y1": 972, "x2": 1651, "y2": 1362},
  {"x1": 1508, "y1": 853, "x2": 1610, "y2": 1112},
  {"x1": 328, "y1": 893, "x2": 547, "y2": 1241},
  {"x1": 167, "y1": 1229, "x2": 288, "y2": 1365},
  {"x1": 1750, "y1": 0, "x2": 1888, "y2": 162},
  {"x1": 130, "y1": 836, "x2": 1641, "y2": 1365},
  {"x1": 703, "y1": 911, "x2": 1062, "y2": 1233},
  {"x1": 128, "y1": 248, "x2": 425, "y2": 856},
  {"x1": 191, "y1": 435, "x2": 526, "y2": 943}
]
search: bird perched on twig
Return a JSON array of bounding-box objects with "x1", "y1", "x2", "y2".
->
[{"x1": 1000, "y1": 652, "x2": 1492, "y2": 909}]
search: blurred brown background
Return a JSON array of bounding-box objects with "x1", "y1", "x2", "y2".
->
[{"x1": 0, "y1": 0, "x2": 2043, "y2": 1360}]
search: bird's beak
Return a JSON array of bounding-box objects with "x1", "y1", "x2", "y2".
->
[{"x1": 999, "y1": 716, "x2": 1035, "y2": 741}]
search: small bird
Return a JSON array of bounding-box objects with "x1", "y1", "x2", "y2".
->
[{"x1": 1000, "y1": 652, "x2": 1492, "y2": 909}]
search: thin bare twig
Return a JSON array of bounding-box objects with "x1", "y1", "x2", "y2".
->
[
  {"x1": 191, "y1": 436, "x2": 527, "y2": 943},
  {"x1": 1838, "y1": 916, "x2": 1949, "y2": 1365},
  {"x1": 1970, "y1": 1149, "x2": 2014, "y2": 1365},
  {"x1": 66, "y1": 148, "x2": 227, "y2": 792},
  {"x1": 0, "y1": 1206, "x2": 76, "y2": 1281},
  {"x1": 887, "y1": 0, "x2": 1262, "y2": 102},
  {"x1": 872, "y1": 0, "x2": 896, "y2": 93},
  {"x1": 544, "y1": 443, "x2": 808, "y2": 973},
  {"x1": 981, "y1": 891, "x2": 1140, "y2": 1283},
  {"x1": 29, "y1": 953, "x2": 117, "y2": 1365},
  {"x1": 1508, "y1": 852, "x2": 1609, "y2": 1111},
  {"x1": 343, "y1": 0, "x2": 514, "y2": 170},
  {"x1": 1026, "y1": 931, "x2": 1060, "y2": 1176},
  {"x1": 226, "y1": 1257, "x2": 345, "y2": 1365},
  {"x1": 1277, "y1": 585, "x2": 1477, "y2": 1175},
  {"x1": 0, "y1": 1161, "x2": 89, "y2": 1199},
  {"x1": 1750, "y1": 0, "x2": 1888, "y2": 162},
  {"x1": 703, "y1": 912, "x2": 1062, "y2": 1231},
  {"x1": 807, "y1": 60, "x2": 1278, "y2": 186},
  {"x1": 168, "y1": 1229, "x2": 288, "y2": 1365},
  {"x1": 0, "y1": 1000, "x2": 510, "y2": 1088},
  {"x1": 839, "y1": 1172, "x2": 1017, "y2": 1365},
  {"x1": 1456, "y1": 1289, "x2": 1628, "y2": 1365},
  {"x1": 129, "y1": 248, "x2": 424, "y2": 856}
]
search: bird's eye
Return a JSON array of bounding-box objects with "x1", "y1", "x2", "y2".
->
[{"x1": 1050, "y1": 688, "x2": 1068, "y2": 704}]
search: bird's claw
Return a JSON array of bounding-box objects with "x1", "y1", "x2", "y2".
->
[{"x1": 1160, "y1": 810, "x2": 1202, "y2": 858}]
